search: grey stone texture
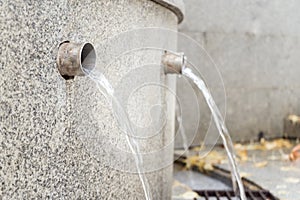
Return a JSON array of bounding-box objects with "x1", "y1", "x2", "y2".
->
[
  {"x1": 176, "y1": 0, "x2": 300, "y2": 147},
  {"x1": 0, "y1": 0, "x2": 183, "y2": 199}
]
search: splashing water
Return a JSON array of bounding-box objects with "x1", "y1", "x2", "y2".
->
[
  {"x1": 83, "y1": 69, "x2": 152, "y2": 200},
  {"x1": 182, "y1": 67, "x2": 246, "y2": 200}
]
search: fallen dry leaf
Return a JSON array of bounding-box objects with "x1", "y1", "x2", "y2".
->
[
  {"x1": 284, "y1": 177, "x2": 300, "y2": 184},
  {"x1": 262, "y1": 139, "x2": 293, "y2": 150},
  {"x1": 289, "y1": 144, "x2": 300, "y2": 161},
  {"x1": 203, "y1": 163, "x2": 214, "y2": 171},
  {"x1": 237, "y1": 149, "x2": 248, "y2": 161},
  {"x1": 172, "y1": 180, "x2": 200, "y2": 199},
  {"x1": 191, "y1": 146, "x2": 202, "y2": 152},
  {"x1": 181, "y1": 191, "x2": 199, "y2": 199},
  {"x1": 254, "y1": 161, "x2": 268, "y2": 168},
  {"x1": 234, "y1": 139, "x2": 293, "y2": 151},
  {"x1": 240, "y1": 172, "x2": 251, "y2": 178},
  {"x1": 184, "y1": 155, "x2": 204, "y2": 170},
  {"x1": 183, "y1": 151, "x2": 226, "y2": 172},
  {"x1": 280, "y1": 166, "x2": 300, "y2": 172}
]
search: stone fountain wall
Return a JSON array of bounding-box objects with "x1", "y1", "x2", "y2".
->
[{"x1": 0, "y1": 0, "x2": 183, "y2": 199}]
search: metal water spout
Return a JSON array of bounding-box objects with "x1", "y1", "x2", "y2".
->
[
  {"x1": 162, "y1": 51, "x2": 186, "y2": 74},
  {"x1": 57, "y1": 41, "x2": 96, "y2": 79}
]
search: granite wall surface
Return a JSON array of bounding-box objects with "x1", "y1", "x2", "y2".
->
[{"x1": 0, "y1": 0, "x2": 183, "y2": 199}]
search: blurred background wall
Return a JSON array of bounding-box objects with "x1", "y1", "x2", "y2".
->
[{"x1": 175, "y1": 0, "x2": 300, "y2": 148}]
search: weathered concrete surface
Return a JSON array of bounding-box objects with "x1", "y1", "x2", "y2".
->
[
  {"x1": 176, "y1": 0, "x2": 300, "y2": 147},
  {"x1": 0, "y1": 0, "x2": 182, "y2": 199}
]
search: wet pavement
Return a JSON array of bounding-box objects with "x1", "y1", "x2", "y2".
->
[
  {"x1": 217, "y1": 145, "x2": 300, "y2": 200},
  {"x1": 172, "y1": 139, "x2": 300, "y2": 200}
]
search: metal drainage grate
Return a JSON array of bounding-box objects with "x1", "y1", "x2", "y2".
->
[{"x1": 194, "y1": 190, "x2": 278, "y2": 200}]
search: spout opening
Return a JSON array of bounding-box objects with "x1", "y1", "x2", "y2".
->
[{"x1": 80, "y1": 43, "x2": 96, "y2": 75}]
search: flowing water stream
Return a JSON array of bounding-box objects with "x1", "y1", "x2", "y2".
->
[
  {"x1": 83, "y1": 69, "x2": 152, "y2": 200},
  {"x1": 82, "y1": 61, "x2": 246, "y2": 200},
  {"x1": 182, "y1": 67, "x2": 247, "y2": 200}
]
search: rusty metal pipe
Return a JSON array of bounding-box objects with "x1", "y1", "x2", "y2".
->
[
  {"x1": 162, "y1": 51, "x2": 186, "y2": 74},
  {"x1": 57, "y1": 41, "x2": 96, "y2": 77}
]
